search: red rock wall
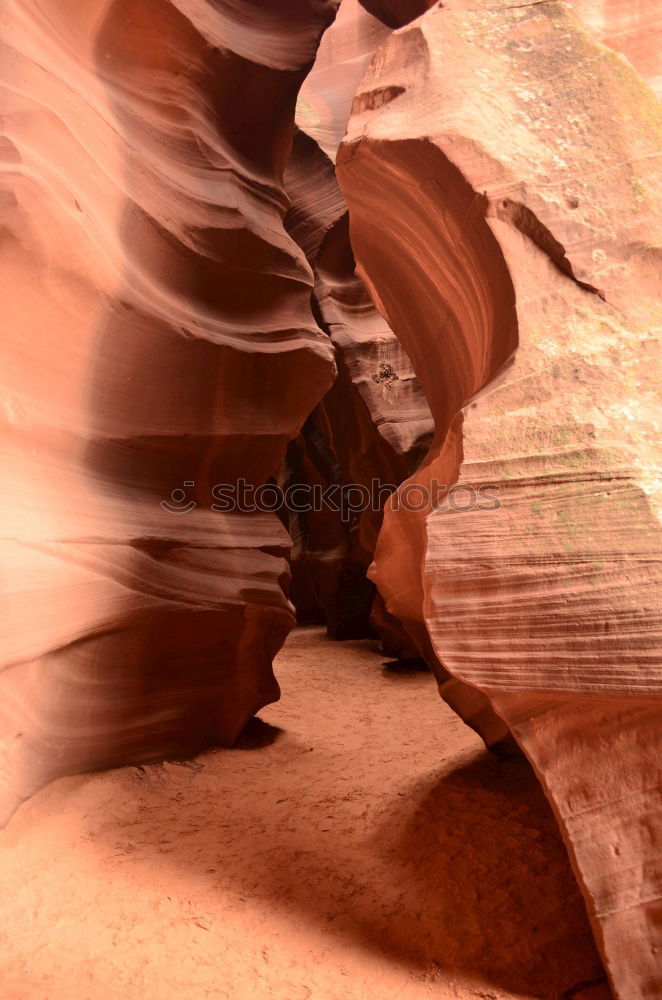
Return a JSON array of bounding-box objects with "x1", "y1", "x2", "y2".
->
[
  {"x1": 338, "y1": 1, "x2": 662, "y2": 995},
  {"x1": 286, "y1": 0, "x2": 440, "y2": 652},
  {"x1": 282, "y1": 128, "x2": 432, "y2": 647},
  {"x1": 297, "y1": 0, "x2": 392, "y2": 162},
  {"x1": 0, "y1": 0, "x2": 339, "y2": 823},
  {"x1": 3, "y1": 1, "x2": 660, "y2": 992}
]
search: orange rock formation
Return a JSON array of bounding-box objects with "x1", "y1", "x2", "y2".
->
[{"x1": 338, "y1": 2, "x2": 661, "y2": 995}]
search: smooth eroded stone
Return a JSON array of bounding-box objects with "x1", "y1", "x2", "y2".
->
[
  {"x1": 282, "y1": 127, "x2": 433, "y2": 646},
  {"x1": 338, "y1": 2, "x2": 662, "y2": 995},
  {"x1": 0, "y1": 0, "x2": 339, "y2": 823}
]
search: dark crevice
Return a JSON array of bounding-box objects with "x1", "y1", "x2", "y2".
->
[
  {"x1": 497, "y1": 198, "x2": 606, "y2": 300},
  {"x1": 352, "y1": 85, "x2": 406, "y2": 115},
  {"x1": 560, "y1": 975, "x2": 608, "y2": 998}
]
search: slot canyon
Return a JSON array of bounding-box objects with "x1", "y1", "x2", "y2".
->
[{"x1": 0, "y1": 2, "x2": 660, "y2": 999}]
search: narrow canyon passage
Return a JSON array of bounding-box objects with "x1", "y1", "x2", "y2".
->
[{"x1": 0, "y1": 628, "x2": 608, "y2": 1000}]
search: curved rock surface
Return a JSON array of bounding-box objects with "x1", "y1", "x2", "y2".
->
[
  {"x1": 297, "y1": 0, "x2": 391, "y2": 161},
  {"x1": 338, "y1": 2, "x2": 661, "y2": 996},
  {"x1": 282, "y1": 127, "x2": 432, "y2": 646},
  {"x1": 289, "y1": 0, "x2": 439, "y2": 648},
  {"x1": 0, "y1": 0, "x2": 338, "y2": 823}
]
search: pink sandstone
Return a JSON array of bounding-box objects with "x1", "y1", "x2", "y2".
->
[{"x1": 337, "y1": 1, "x2": 662, "y2": 996}]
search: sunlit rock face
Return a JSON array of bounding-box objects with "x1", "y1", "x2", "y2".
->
[
  {"x1": 0, "y1": 0, "x2": 339, "y2": 823},
  {"x1": 337, "y1": 1, "x2": 662, "y2": 996},
  {"x1": 296, "y1": 0, "x2": 391, "y2": 161},
  {"x1": 570, "y1": 0, "x2": 662, "y2": 97}
]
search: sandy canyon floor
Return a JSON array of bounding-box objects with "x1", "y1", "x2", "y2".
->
[{"x1": 0, "y1": 628, "x2": 611, "y2": 1000}]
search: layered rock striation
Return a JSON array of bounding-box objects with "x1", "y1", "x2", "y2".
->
[
  {"x1": 282, "y1": 127, "x2": 432, "y2": 645},
  {"x1": 338, "y1": 2, "x2": 662, "y2": 996},
  {"x1": 0, "y1": 0, "x2": 339, "y2": 823},
  {"x1": 3, "y1": 1, "x2": 661, "y2": 993}
]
